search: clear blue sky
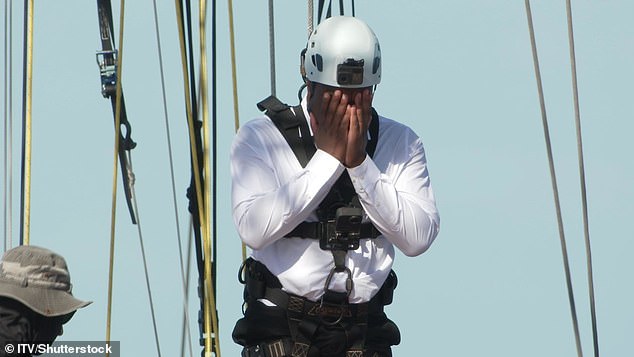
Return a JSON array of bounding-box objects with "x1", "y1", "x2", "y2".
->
[{"x1": 2, "y1": 1, "x2": 633, "y2": 356}]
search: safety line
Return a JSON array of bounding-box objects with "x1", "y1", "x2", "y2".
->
[
  {"x1": 564, "y1": 1, "x2": 600, "y2": 356},
  {"x1": 307, "y1": 0, "x2": 313, "y2": 36},
  {"x1": 174, "y1": 0, "x2": 213, "y2": 354},
  {"x1": 226, "y1": 0, "x2": 246, "y2": 262},
  {"x1": 105, "y1": 0, "x2": 126, "y2": 349},
  {"x1": 127, "y1": 154, "x2": 162, "y2": 357},
  {"x1": 317, "y1": 0, "x2": 332, "y2": 24},
  {"x1": 181, "y1": 220, "x2": 194, "y2": 357},
  {"x1": 19, "y1": 0, "x2": 33, "y2": 246},
  {"x1": 268, "y1": 0, "x2": 276, "y2": 96},
  {"x1": 524, "y1": 1, "x2": 582, "y2": 356},
  {"x1": 178, "y1": 0, "x2": 206, "y2": 292},
  {"x1": 3, "y1": 0, "x2": 14, "y2": 251},
  {"x1": 210, "y1": 0, "x2": 219, "y2": 312},
  {"x1": 227, "y1": 0, "x2": 240, "y2": 133},
  {"x1": 200, "y1": 0, "x2": 221, "y2": 354},
  {"x1": 148, "y1": 0, "x2": 194, "y2": 355}
]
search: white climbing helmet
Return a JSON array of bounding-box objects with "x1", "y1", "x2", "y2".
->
[{"x1": 302, "y1": 16, "x2": 381, "y2": 88}]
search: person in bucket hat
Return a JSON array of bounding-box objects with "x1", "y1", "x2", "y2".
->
[{"x1": 0, "y1": 245, "x2": 91, "y2": 350}]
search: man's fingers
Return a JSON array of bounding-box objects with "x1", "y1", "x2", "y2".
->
[
  {"x1": 348, "y1": 104, "x2": 360, "y2": 133},
  {"x1": 326, "y1": 90, "x2": 342, "y2": 122},
  {"x1": 309, "y1": 112, "x2": 319, "y2": 133},
  {"x1": 363, "y1": 88, "x2": 373, "y2": 110},
  {"x1": 319, "y1": 91, "x2": 331, "y2": 120}
]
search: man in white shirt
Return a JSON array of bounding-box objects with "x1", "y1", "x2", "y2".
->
[{"x1": 231, "y1": 16, "x2": 439, "y2": 357}]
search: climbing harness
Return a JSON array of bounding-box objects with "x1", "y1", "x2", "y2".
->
[{"x1": 237, "y1": 258, "x2": 399, "y2": 357}]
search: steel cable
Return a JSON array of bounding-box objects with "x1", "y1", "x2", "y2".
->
[
  {"x1": 524, "y1": 1, "x2": 583, "y2": 356},
  {"x1": 564, "y1": 1, "x2": 600, "y2": 355}
]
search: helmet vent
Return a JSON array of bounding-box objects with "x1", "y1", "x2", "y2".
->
[
  {"x1": 372, "y1": 57, "x2": 380, "y2": 74},
  {"x1": 311, "y1": 54, "x2": 323, "y2": 71}
]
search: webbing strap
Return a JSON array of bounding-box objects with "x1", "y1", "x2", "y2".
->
[{"x1": 258, "y1": 96, "x2": 315, "y2": 167}]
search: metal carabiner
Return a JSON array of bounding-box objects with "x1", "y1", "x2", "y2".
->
[{"x1": 319, "y1": 267, "x2": 354, "y2": 326}]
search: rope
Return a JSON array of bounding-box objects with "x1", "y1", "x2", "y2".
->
[
  {"x1": 199, "y1": 0, "x2": 221, "y2": 354},
  {"x1": 565, "y1": 1, "x2": 600, "y2": 355},
  {"x1": 149, "y1": 0, "x2": 194, "y2": 355},
  {"x1": 524, "y1": 1, "x2": 582, "y2": 356},
  {"x1": 267, "y1": 0, "x2": 276, "y2": 96},
  {"x1": 19, "y1": 0, "x2": 33, "y2": 246},
  {"x1": 210, "y1": 0, "x2": 219, "y2": 308},
  {"x1": 181, "y1": 220, "x2": 194, "y2": 357},
  {"x1": 226, "y1": 0, "x2": 246, "y2": 262},
  {"x1": 227, "y1": 0, "x2": 240, "y2": 133},
  {"x1": 105, "y1": 0, "x2": 126, "y2": 349},
  {"x1": 317, "y1": 0, "x2": 332, "y2": 24},
  {"x1": 307, "y1": 0, "x2": 314, "y2": 35},
  {"x1": 3, "y1": 0, "x2": 14, "y2": 251},
  {"x1": 178, "y1": 0, "x2": 206, "y2": 311},
  {"x1": 174, "y1": 0, "x2": 214, "y2": 354},
  {"x1": 127, "y1": 155, "x2": 162, "y2": 357}
]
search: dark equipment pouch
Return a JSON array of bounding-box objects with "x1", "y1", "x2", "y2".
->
[
  {"x1": 239, "y1": 258, "x2": 282, "y2": 303},
  {"x1": 378, "y1": 270, "x2": 398, "y2": 306}
]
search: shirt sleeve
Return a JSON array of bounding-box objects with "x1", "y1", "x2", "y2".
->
[
  {"x1": 347, "y1": 136, "x2": 440, "y2": 257},
  {"x1": 231, "y1": 122, "x2": 344, "y2": 250}
]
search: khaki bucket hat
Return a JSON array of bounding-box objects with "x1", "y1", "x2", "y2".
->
[{"x1": 0, "y1": 245, "x2": 91, "y2": 317}]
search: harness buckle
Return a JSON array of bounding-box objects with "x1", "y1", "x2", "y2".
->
[{"x1": 95, "y1": 50, "x2": 117, "y2": 98}]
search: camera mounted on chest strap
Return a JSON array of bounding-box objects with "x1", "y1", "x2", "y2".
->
[{"x1": 319, "y1": 207, "x2": 364, "y2": 251}]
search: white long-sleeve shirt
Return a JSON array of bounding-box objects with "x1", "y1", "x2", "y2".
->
[{"x1": 231, "y1": 97, "x2": 439, "y2": 303}]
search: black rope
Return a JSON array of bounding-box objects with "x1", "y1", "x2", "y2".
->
[
  {"x1": 178, "y1": 0, "x2": 204, "y2": 288},
  {"x1": 177, "y1": 0, "x2": 206, "y2": 351},
  {"x1": 317, "y1": 0, "x2": 332, "y2": 24}
]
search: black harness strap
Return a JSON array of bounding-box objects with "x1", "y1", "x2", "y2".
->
[
  {"x1": 257, "y1": 96, "x2": 315, "y2": 167},
  {"x1": 95, "y1": 0, "x2": 137, "y2": 224}
]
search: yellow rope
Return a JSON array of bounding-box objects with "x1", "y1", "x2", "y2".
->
[
  {"x1": 199, "y1": 0, "x2": 220, "y2": 355},
  {"x1": 105, "y1": 0, "x2": 126, "y2": 350},
  {"x1": 174, "y1": 0, "x2": 217, "y2": 354},
  {"x1": 22, "y1": 0, "x2": 34, "y2": 246},
  {"x1": 226, "y1": 0, "x2": 246, "y2": 261}
]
